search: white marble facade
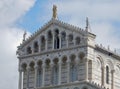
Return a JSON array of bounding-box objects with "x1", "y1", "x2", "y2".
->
[{"x1": 17, "y1": 17, "x2": 120, "y2": 89}]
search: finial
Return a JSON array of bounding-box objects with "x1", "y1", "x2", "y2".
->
[
  {"x1": 23, "y1": 31, "x2": 27, "y2": 42},
  {"x1": 52, "y1": 5, "x2": 57, "y2": 19},
  {"x1": 86, "y1": 17, "x2": 91, "y2": 32}
]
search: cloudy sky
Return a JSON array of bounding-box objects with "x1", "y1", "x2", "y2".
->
[{"x1": 0, "y1": 0, "x2": 120, "y2": 89}]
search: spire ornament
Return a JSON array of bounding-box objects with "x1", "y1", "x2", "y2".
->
[
  {"x1": 52, "y1": 5, "x2": 57, "y2": 19},
  {"x1": 86, "y1": 17, "x2": 91, "y2": 32},
  {"x1": 23, "y1": 31, "x2": 27, "y2": 42}
]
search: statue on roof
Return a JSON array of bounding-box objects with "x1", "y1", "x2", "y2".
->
[
  {"x1": 53, "y1": 5, "x2": 57, "y2": 19},
  {"x1": 23, "y1": 31, "x2": 27, "y2": 42}
]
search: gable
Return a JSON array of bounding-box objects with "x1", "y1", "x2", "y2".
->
[
  {"x1": 19, "y1": 19, "x2": 86, "y2": 47},
  {"x1": 17, "y1": 19, "x2": 89, "y2": 56}
]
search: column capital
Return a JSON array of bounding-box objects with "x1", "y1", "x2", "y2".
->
[
  {"x1": 66, "y1": 35, "x2": 69, "y2": 40},
  {"x1": 58, "y1": 59, "x2": 62, "y2": 64},
  {"x1": 111, "y1": 70, "x2": 115, "y2": 73},
  {"x1": 84, "y1": 57, "x2": 89, "y2": 62},
  {"x1": 42, "y1": 63, "x2": 45, "y2": 68},
  {"x1": 26, "y1": 66, "x2": 30, "y2": 70},
  {"x1": 67, "y1": 59, "x2": 70, "y2": 63},
  {"x1": 34, "y1": 65, "x2": 38, "y2": 69},
  {"x1": 59, "y1": 34, "x2": 62, "y2": 38}
]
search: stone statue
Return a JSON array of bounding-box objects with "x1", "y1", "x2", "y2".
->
[
  {"x1": 23, "y1": 31, "x2": 27, "y2": 42},
  {"x1": 53, "y1": 5, "x2": 57, "y2": 19}
]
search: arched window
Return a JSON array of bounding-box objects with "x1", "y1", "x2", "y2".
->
[
  {"x1": 34, "y1": 41, "x2": 39, "y2": 53},
  {"x1": 70, "y1": 63, "x2": 77, "y2": 82},
  {"x1": 22, "y1": 63, "x2": 27, "y2": 89},
  {"x1": 75, "y1": 37, "x2": 80, "y2": 45},
  {"x1": 28, "y1": 62, "x2": 35, "y2": 88},
  {"x1": 68, "y1": 34, "x2": 73, "y2": 42},
  {"x1": 52, "y1": 58, "x2": 59, "y2": 85},
  {"x1": 47, "y1": 30, "x2": 53, "y2": 49},
  {"x1": 68, "y1": 34, "x2": 74, "y2": 46},
  {"x1": 41, "y1": 36, "x2": 45, "y2": 51},
  {"x1": 70, "y1": 55, "x2": 77, "y2": 82},
  {"x1": 45, "y1": 59, "x2": 51, "y2": 86},
  {"x1": 53, "y1": 65, "x2": 59, "y2": 85},
  {"x1": 106, "y1": 66, "x2": 109, "y2": 84},
  {"x1": 54, "y1": 29, "x2": 59, "y2": 49},
  {"x1": 61, "y1": 31, "x2": 66, "y2": 48},
  {"x1": 37, "y1": 61, "x2": 42, "y2": 87},
  {"x1": 48, "y1": 30, "x2": 53, "y2": 41},
  {"x1": 61, "y1": 31, "x2": 66, "y2": 41},
  {"x1": 61, "y1": 56, "x2": 67, "y2": 84},
  {"x1": 27, "y1": 46, "x2": 32, "y2": 54},
  {"x1": 37, "y1": 68, "x2": 42, "y2": 87}
]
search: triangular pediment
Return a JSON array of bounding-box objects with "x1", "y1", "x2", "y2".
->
[{"x1": 19, "y1": 18, "x2": 86, "y2": 48}]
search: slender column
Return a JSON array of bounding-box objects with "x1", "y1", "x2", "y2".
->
[
  {"x1": 32, "y1": 44, "x2": 34, "y2": 54},
  {"x1": 101, "y1": 66, "x2": 105, "y2": 86},
  {"x1": 67, "y1": 60, "x2": 70, "y2": 83},
  {"x1": 59, "y1": 34, "x2": 62, "y2": 49},
  {"x1": 34, "y1": 65, "x2": 38, "y2": 89},
  {"x1": 42, "y1": 63, "x2": 45, "y2": 87},
  {"x1": 84, "y1": 58, "x2": 88, "y2": 81},
  {"x1": 38, "y1": 40, "x2": 41, "y2": 52},
  {"x1": 18, "y1": 69, "x2": 22, "y2": 89},
  {"x1": 58, "y1": 60, "x2": 62, "y2": 85},
  {"x1": 52, "y1": 32, "x2": 55, "y2": 49},
  {"x1": 45, "y1": 38, "x2": 48, "y2": 51},
  {"x1": 75, "y1": 57, "x2": 79, "y2": 81},
  {"x1": 111, "y1": 70, "x2": 115, "y2": 89},
  {"x1": 26, "y1": 67, "x2": 30, "y2": 89},
  {"x1": 50, "y1": 61, "x2": 54, "y2": 85}
]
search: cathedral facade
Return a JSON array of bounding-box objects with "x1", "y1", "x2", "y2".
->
[{"x1": 17, "y1": 6, "x2": 120, "y2": 89}]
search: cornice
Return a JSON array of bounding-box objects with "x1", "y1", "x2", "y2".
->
[
  {"x1": 18, "y1": 45, "x2": 87, "y2": 59},
  {"x1": 95, "y1": 44, "x2": 120, "y2": 60}
]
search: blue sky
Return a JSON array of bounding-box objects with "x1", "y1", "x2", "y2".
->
[
  {"x1": 0, "y1": 0, "x2": 120, "y2": 89},
  {"x1": 16, "y1": 0, "x2": 120, "y2": 49}
]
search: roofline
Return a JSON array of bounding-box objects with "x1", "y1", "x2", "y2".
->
[
  {"x1": 18, "y1": 18, "x2": 96, "y2": 48},
  {"x1": 95, "y1": 44, "x2": 120, "y2": 60}
]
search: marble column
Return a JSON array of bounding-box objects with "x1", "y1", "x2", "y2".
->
[
  {"x1": 26, "y1": 67, "x2": 30, "y2": 89},
  {"x1": 32, "y1": 44, "x2": 34, "y2": 54},
  {"x1": 50, "y1": 61, "x2": 54, "y2": 85},
  {"x1": 59, "y1": 34, "x2": 62, "y2": 49},
  {"x1": 52, "y1": 32, "x2": 55, "y2": 50},
  {"x1": 18, "y1": 69, "x2": 22, "y2": 89},
  {"x1": 66, "y1": 35, "x2": 69, "y2": 48},
  {"x1": 75, "y1": 57, "x2": 79, "y2": 81},
  {"x1": 58, "y1": 60, "x2": 62, "y2": 85},
  {"x1": 38, "y1": 40, "x2": 41, "y2": 52},
  {"x1": 101, "y1": 66, "x2": 105, "y2": 86},
  {"x1": 84, "y1": 58, "x2": 88, "y2": 81},
  {"x1": 67, "y1": 60, "x2": 70, "y2": 83},
  {"x1": 45, "y1": 38, "x2": 48, "y2": 51},
  {"x1": 111, "y1": 70, "x2": 115, "y2": 89},
  {"x1": 42, "y1": 63, "x2": 45, "y2": 87},
  {"x1": 34, "y1": 65, "x2": 38, "y2": 89}
]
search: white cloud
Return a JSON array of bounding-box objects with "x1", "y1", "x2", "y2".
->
[
  {"x1": 0, "y1": 28, "x2": 23, "y2": 89},
  {"x1": 0, "y1": 0, "x2": 35, "y2": 27},
  {"x1": 0, "y1": 0, "x2": 35, "y2": 89},
  {"x1": 47, "y1": 0, "x2": 120, "y2": 50}
]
